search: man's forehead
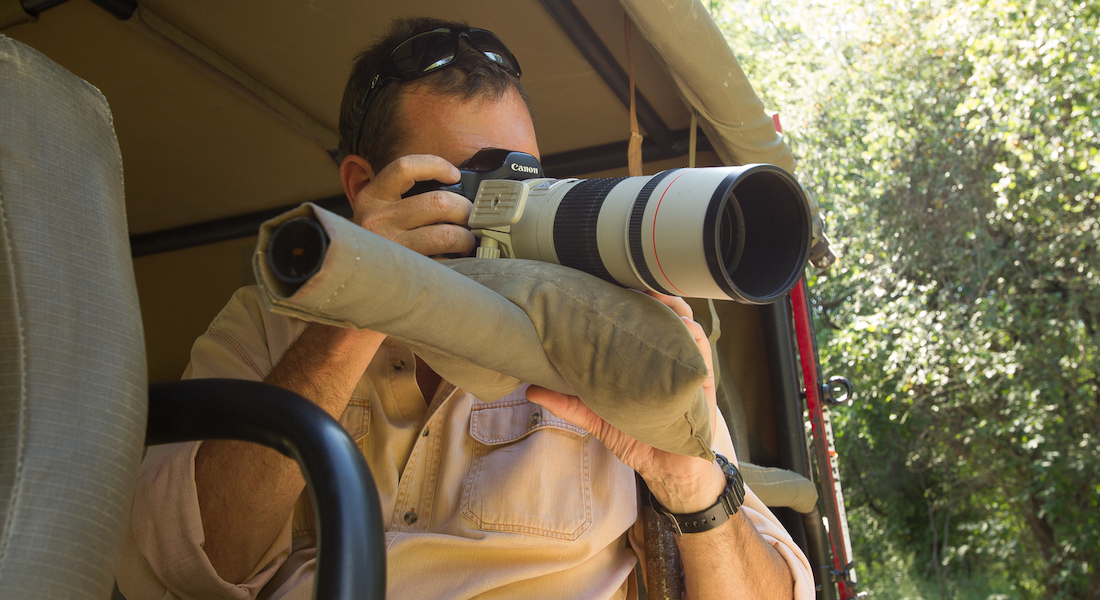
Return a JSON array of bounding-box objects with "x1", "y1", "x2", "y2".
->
[{"x1": 394, "y1": 87, "x2": 540, "y2": 166}]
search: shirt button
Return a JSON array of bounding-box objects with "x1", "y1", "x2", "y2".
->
[
  {"x1": 529, "y1": 411, "x2": 542, "y2": 426},
  {"x1": 403, "y1": 510, "x2": 418, "y2": 525},
  {"x1": 421, "y1": 427, "x2": 430, "y2": 437},
  {"x1": 394, "y1": 360, "x2": 406, "y2": 371}
]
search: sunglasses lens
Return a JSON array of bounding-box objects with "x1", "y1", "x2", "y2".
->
[
  {"x1": 391, "y1": 30, "x2": 457, "y2": 76},
  {"x1": 465, "y1": 29, "x2": 521, "y2": 76}
]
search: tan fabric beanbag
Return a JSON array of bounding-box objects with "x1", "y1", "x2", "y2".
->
[{"x1": 253, "y1": 203, "x2": 713, "y2": 459}]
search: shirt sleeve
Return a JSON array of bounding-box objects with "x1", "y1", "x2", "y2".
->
[
  {"x1": 116, "y1": 442, "x2": 294, "y2": 600},
  {"x1": 116, "y1": 287, "x2": 303, "y2": 600}
]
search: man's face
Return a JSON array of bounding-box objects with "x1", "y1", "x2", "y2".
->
[{"x1": 391, "y1": 85, "x2": 540, "y2": 167}]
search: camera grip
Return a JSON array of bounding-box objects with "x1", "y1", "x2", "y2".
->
[{"x1": 403, "y1": 180, "x2": 463, "y2": 198}]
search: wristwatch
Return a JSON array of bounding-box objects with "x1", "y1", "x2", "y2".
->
[{"x1": 650, "y1": 453, "x2": 746, "y2": 536}]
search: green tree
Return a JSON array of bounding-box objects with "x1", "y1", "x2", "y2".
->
[{"x1": 713, "y1": 0, "x2": 1099, "y2": 596}]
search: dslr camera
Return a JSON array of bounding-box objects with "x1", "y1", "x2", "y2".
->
[{"x1": 414, "y1": 148, "x2": 812, "y2": 304}]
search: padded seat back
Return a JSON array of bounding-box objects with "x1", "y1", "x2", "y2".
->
[{"x1": 0, "y1": 35, "x2": 146, "y2": 600}]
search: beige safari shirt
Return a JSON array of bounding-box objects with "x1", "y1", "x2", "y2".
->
[{"x1": 117, "y1": 286, "x2": 815, "y2": 600}]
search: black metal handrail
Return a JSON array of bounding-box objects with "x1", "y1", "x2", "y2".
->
[{"x1": 147, "y1": 378, "x2": 385, "y2": 600}]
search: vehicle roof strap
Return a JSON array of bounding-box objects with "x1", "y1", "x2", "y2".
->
[
  {"x1": 624, "y1": 16, "x2": 642, "y2": 177},
  {"x1": 689, "y1": 109, "x2": 698, "y2": 168}
]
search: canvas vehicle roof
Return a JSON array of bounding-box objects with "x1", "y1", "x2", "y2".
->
[{"x1": 2, "y1": 0, "x2": 791, "y2": 390}]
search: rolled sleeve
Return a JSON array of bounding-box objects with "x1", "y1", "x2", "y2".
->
[
  {"x1": 117, "y1": 287, "x2": 307, "y2": 599},
  {"x1": 116, "y1": 442, "x2": 293, "y2": 600}
]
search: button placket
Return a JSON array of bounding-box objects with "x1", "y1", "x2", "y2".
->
[
  {"x1": 384, "y1": 343, "x2": 425, "y2": 425},
  {"x1": 389, "y1": 391, "x2": 450, "y2": 532}
]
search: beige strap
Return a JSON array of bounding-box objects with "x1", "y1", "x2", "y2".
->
[
  {"x1": 625, "y1": 16, "x2": 643, "y2": 177},
  {"x1": 689, "y1": 109, "x2": 698, "y2": 168}
]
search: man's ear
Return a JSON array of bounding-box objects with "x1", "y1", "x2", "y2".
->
[{"x1": 340, "y1": 154, "x2": 377, "y2": 204}]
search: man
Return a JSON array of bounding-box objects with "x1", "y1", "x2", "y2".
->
[{"x1": 117, "y1": 17, "x2": 814, "y2": 599}]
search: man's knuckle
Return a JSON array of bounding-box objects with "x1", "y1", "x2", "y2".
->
[
  {"x1": 442, "y1": 225, "x2": 468, "y2": 246},
  {"x1": 390, "y1": 156, "x2": 415, "y2": 176},
  {"x1": 427, "y1": 191, "x2": 452, "y2": 213},
  {"x1": 446, "y1": 227, "x2": 476, "y2": 252}
]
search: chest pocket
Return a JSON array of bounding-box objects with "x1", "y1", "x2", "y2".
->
[
  {"x1": 339, "y1": 394, "x2": 370, "y2": 442},
  {"x1": 461, "y1": 397, "x2": 592, "y2": 541},
  {"x1": 337, "y1": 377, "x2": 376, "y2": 442}
]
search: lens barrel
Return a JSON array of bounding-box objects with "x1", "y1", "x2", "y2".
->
[{"x1": 497, "y1": 164, "x2": 811, "y2": 304}]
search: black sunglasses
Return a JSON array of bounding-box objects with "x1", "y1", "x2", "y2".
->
[{"x1": 348, "y1": 27, "x2": 522, "y2": 158}]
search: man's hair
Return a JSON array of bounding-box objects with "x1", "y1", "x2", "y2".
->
[{"x1": 338, "y1": 17, "x2": 533, "y2": 169}]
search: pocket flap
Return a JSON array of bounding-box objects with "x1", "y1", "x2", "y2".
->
[{"x1": 470, "y1": 397, "x2": 588, "y2": 446}]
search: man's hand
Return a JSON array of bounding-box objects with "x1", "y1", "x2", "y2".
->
[
  {"x1": 526, "y1": 292, "x2": 797, "y2": 599},
  {"x1": 525, "y1": 292, "x2": 726, "y2": 513},
  {"x1": 351, "y1": 154, "x2": 477, "y2": 257}
]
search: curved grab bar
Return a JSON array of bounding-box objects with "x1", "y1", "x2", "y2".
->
[{"x1": 146, "y1": 378, "x2": 385, "y2": 600}]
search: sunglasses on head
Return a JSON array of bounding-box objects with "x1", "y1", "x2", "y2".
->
[{"x1": 348, "y1": 27, "x2": 522, "y2": 158}]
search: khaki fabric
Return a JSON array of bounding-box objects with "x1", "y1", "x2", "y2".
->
[
  {"x1": 253, "y1": 203, "x2": 713, "y2": 459},
  {"x1": 740, "y1": 463, "x2": 820, "y2": 514}
]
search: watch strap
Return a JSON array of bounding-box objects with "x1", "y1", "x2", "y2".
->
[{"x1": 650, "y1": 453, "x2": 746, "y2": 536}]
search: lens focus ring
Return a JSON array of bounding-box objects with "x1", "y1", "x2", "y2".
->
[{"x1": 552, "y1": 178, "x2": 626, "y2": 285}]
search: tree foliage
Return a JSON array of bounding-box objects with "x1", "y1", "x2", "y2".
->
[{"x1": 712, "y1": 0, "x2": 1099, "y2": 596}]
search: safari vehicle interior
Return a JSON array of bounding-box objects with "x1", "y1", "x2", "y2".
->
[{"x1": 0, "y1": 0, "x2": 855, "y2": 598}]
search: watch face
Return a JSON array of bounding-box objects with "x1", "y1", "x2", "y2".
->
[
  {"x1": 715, "y1": 454, "x2": 746, "y2": 509},
  {"x1": 720, "y1": 459, "x2": 738, "y2": 480}
]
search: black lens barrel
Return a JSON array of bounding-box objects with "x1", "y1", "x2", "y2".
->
[{"x1": 552, "y1": 177, "x2": 626, "y2": 285}]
